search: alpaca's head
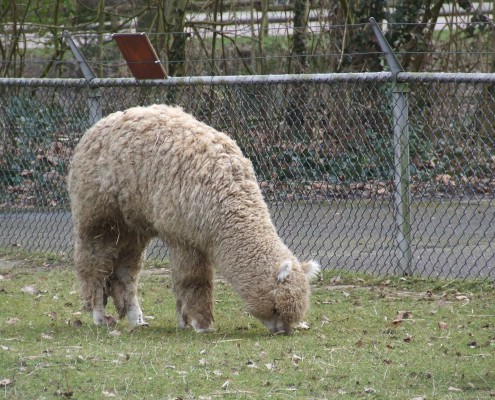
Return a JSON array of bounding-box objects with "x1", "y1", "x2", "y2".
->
[{"x1": 245, "y1": 259, "x2": 320, "y2": 334}]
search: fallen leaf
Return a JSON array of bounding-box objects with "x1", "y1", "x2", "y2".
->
[
  {"x1": 364, "y1": 386, "x2": 376, "y2": 394},
  {"x1": 0, "y1": 378, "x2": 12, "y2": 387},
  {"x1": 404, "y1": 334, "x2": 413, "y2": 343},
  {"x1": 448, "y1": 386, "x2": 462, "y2": 392},
  {"x1": 455, "y1": 295, "x2": 469, "y2": 301},
  {"x1": 435, "y1": 174, "x2": 455, "y2": 186},
  {"x1": 54, "y1": 389, "x2": 73, "y2": 398},
  {"x1": 102, "y1": 389, "x2": 117, "y2": 397},
  {"x1": 438, "y1": 321, "x2": 448, "y2": 330},
  {"x1": 41, "y1": 333, "x2": 54, "y2": 340},
  {"x1": 21, "y1": 285, "x2": 39, "y2": 295},
  {"x1": 73, "y1": 320, "x2": 83, "y2": 329},
  {"x1": 393, "y1": 310, "x2": 413, "y2": 324},
  {"x1": 221, "y1": 380, "x2": 230, "y2": 389},
  {"x1": 265, "y1": 362, "x2": 275, "y2": 370},
  {"x1": 342, "y1": 291, "x2": 350, "y2": 298},
  {"x1": 108, "y1": 330, "x2": 121, "y2": 337},
  {"x1": 294, "y1": 321, "x2": 309, "y2": 330},
  {"x1": 47, "y1": 311, "x2": 58, "y2": 320},
  {"x1": 292, "y1": 354, "x2": 302, "y2": 366},
  {"x1": 330, "y1": 276, "x2": 341, "y2": 284},
  {"x1": 1, "y1": 346, "x2": 10, "y2": 351},
  {"x1": 198, "y1": 358, "x2": 207, "y2": 366},
  {"x1": 6, "y1": 318, "x2": 19, "y2": 325}
]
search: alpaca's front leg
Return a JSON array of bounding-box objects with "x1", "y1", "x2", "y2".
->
[
  {"x1": 170, "y1": 246, "x2": 215, "y2": 333},
  {"x1": 74, "y1": 235, "x2": 117, "y2": 327},
  {"x1": 127, "y1": 298, "x2": 148, "y2": 327}
]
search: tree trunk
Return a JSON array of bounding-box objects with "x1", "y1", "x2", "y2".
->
[
  {"x1": 97, "y1": 0, "x2": 105, "y2": 78},
  {"x1": 292, "y1": 0, "x2": 310, "y2": 74},
  {"x1": 286, "y1": 0, "x2": 310, "y2": 140},
  {"x1": 165, "y1": 0, "x2": 189, "y2": 77},
  {"x1": 153, "y1": 0, "x2": 188, "y2": 76}
]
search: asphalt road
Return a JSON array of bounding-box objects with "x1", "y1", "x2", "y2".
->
[{"x1": 1, "y1": 199, "x2": 494, "y2": 279}]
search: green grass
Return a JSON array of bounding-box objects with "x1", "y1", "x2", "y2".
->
[{"x1": 0, "y1": 252, "x2": 494, "y2": 399}]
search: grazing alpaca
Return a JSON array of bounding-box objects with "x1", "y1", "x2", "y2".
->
[{"x1": 68, "y1": 104, "x2": 320, "y2": 334}]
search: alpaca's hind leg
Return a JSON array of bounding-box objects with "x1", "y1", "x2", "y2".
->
[
  {"x1": 74, "y1": 234, "x2": 116, "y2": 326},
  {"x1": 109, "y1": 235, "x2": 150, "y2": 327},
  {"x1": 170, "y1": 246, "x2": 214, "y2": 333}
]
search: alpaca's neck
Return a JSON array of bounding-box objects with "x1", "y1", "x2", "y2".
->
[{"x1": 211, "y1": 219, "x2": 294, "y2": 285}]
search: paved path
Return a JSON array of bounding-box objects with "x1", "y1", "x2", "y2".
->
[{"x1": 1, "y1": 199, "x2": 494, "y2": 279}]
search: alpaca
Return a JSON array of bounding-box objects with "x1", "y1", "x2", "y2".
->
[{"x1": 68, "y1": 104, "x2": 320, "y2": 334}]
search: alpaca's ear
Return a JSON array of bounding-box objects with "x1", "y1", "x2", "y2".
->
[
  {"x1": 301, "y1": 260, "x2": 321, "y2": 281},
  {"x1": 277, "y1": 260, "x2": 293, "y2": 283}
]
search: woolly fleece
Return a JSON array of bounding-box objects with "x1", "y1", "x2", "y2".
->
[{"x1": 68, "y1": 104, "x2": 319, "y2": 333}]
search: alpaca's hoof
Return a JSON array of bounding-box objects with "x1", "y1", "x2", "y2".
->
[
  {"x1": 191, "y1": 319, "x2": 214, "y2": 333},
  {"x1": 130, "y1": 321, "x2": 150, "y2": 328},
  {"x1": 194, "y1": 326, "x2": 215, "y2": 333}
]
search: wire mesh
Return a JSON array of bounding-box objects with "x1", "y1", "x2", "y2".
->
[{"x1": 0, "y1": 73, "x2": 494, "y2": 280}]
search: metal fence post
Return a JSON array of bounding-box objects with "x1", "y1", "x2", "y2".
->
[
  {"x1": 63, "y1": 31, "x2": 102, "y2": 125},
  {"x1": 392, "y1": 83, "x2": 412, "y2": 275},
  {"x1": 369, "y1": 18, "x2": 412, "y2": 275}
]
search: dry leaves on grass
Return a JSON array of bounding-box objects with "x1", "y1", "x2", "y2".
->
[
  {"x1": 0, "y1": 379, "x2": 12, "y2": 388},
  {"x1": 265, "y1": 362, "x2": 276, "y2": 370},
  {"x1": 21, "y1": 285, "x2": 39, "y2": 295},
  {"x1": 292, "y1": 354, "x2": 302, "y2": 367},
  {"x1": 41, "y1": 333, "x2": 54, "y2": 340},
  {"x1": 438, "y1": 321, "x2": 448, "y2": 330},
  {"x1": 294, "y1": 321, "x2": 310, "y2": 330},
  {"x1": 392, "y1": 310, "x2": 413, "y2": 325},
  {"x1": 45, "y1": 311, "x2": 57, "y2": 320},
  {"x1": 221, "y1": 380, "x2": 230, "y2": 390},
  {"x1": 54, "y1": 389, "x2": 73, "y2": 398},
  {"x1": 73, "y1": 319, "x2": 83, "y2": 329}
]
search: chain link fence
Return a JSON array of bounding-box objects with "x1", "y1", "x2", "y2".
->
[{"x1": 1, "y1": 73, "x2": 494, "y2": 280}]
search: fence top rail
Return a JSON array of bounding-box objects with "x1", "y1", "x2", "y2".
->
[
  {"x1": 1, "y1": 72, "x2": 495, "y2": 87},
  {"x1": 398, "y1": 72, "x2": 495, "y2": 83},
  {"x1": 0, "y1": 73, "x2": 391, "y2": 87}
]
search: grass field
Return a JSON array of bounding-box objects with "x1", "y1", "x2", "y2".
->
[{"x1": 0, "y1": 251, "x2": 494, "y2": 399}]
